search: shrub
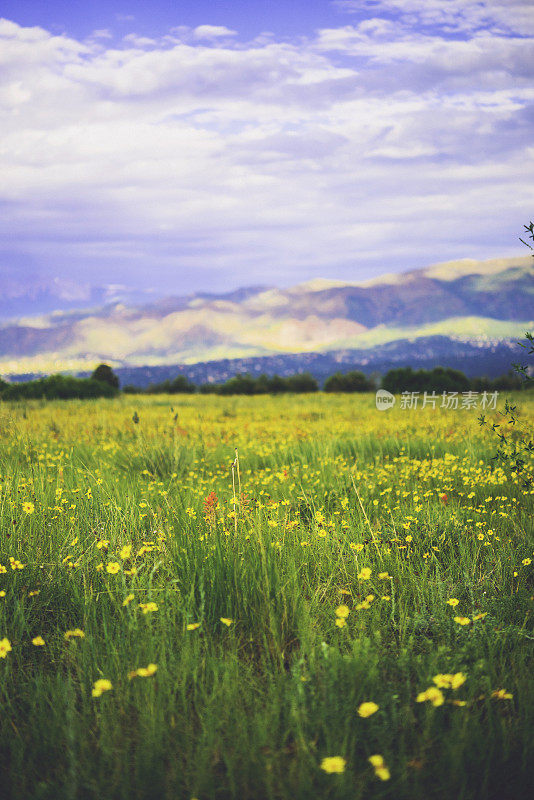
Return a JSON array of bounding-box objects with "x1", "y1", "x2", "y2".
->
[
  {"x1": 0, "y1": 374, "x2": 117, "y2": 401},
  {"x1": 323, "y1": 371, "x2": 374, "y2": 392},
  {"x1": 382, "y1": 366, "x2": 470, "y2": 394}
]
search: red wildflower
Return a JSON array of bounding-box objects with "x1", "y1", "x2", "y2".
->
[{"x1": 203, "y1": 491, "x2": 218, "y2": 524}]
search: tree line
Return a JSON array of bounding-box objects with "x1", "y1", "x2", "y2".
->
[{"x1": 0, "y1": 363, "x2": 528, "y2": 401}]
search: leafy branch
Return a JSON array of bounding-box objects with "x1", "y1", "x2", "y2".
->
[
  {"x1": 518, "y1": 220, "x2": 534, "y2": 252},
  {"x1": 478, "y1": 222, "x2": 533, "y2": 487}
]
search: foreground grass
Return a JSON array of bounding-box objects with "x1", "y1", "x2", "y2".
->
[{"x1": 0, "y1": 393, "x2": 533, "y2": 800}]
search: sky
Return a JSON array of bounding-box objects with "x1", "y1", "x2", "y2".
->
[{"x1": 1, "y1": 0, "x2": 534, "y2": 296}]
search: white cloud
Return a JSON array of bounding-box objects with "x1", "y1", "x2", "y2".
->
[
  {"x1": 192, "y1": 25, "x2": 238, "y2": 40},
  {"x1": 91, "y1": 29, "x2": 113, "y2": 40},
  {"x1": 0, "y1": 14, "x2": 533, "y2": 291},
  {"x1": 122, "y1": 33, "x2": 158, "y2": 47},
  {"x1": 333, "y1": 0, "x2": 534, "y2": 35}
]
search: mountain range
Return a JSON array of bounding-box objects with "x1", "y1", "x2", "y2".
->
[{"x1": 1, "y1": 255, "x2": 532, "y2": 380}]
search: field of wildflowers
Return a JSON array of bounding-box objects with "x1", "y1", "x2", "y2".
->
[{"x1": 0, "y1": 393, "x2": 532, "y2": 799}]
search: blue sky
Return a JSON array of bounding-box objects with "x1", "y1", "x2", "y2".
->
[
  {"x1": 0, "y1": 1, "x2": 341, "y2": 42},
  {"x1": 1, "y1": 1, "x2": 534, "y2": 296}
]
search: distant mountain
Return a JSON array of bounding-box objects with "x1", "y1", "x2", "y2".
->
[{"x1": 0, "y1": 256, "x2": 532, "y2": 377}]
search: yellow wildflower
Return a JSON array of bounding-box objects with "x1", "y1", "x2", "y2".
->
[
  {"x1": 492, "y1": 689, "x2": 513, "y2": 700},
  {"x1": 92, "y1": 678, "x2": 112, "y2": 698},
  {"x1": 375, "y1": 766, "x2": 391, "y2": 781},
  {"x1": 119, "y1": 545, "x2": 132, "y2": 560},
  {"x1": 358, "y1": 567, "x2": 372, "y2": 580},
  {"x1": 122, "y1": 594, "x2": 134, "y2": 607},
  {"x1": 186, "y1": 622, "x2": 201, "y2": 631},
  {"x1": 220, "y1": 618, "x2": 233, "y2": 626},
  {"x1": 139, "y1": 602, "x2": 158, "y2": 614},
  {"x1": 128, "y1": 663, "x2": 158, "y2": 679},
  {"x1": 139, "y1": 663, "x2": 158, "y2": 677},
  {"x1": 64, "y1": 628, "x2": 85, "y2": 640},
  {"x1": 432, "y1": 673, "x2": 466, "y2": 690},
  {"x1": 368, "y1": 754, "x2": 390, "y2": 781},
  {"x1": 446, "y1": 598, "x2": 459, "y2": 607},
  {"x1": 449, "y1": 672, "x2": 467, "y2": 689},
  {"x1": 335, "y1": 604, "x2": 350, "y2": 619},
  {"x1": 106, "y1": 562, "x2": 121, "y2": 575},
  {"x1": 22, "y1": 501, "x2": 35, "y2": 514},
  {"x1": 0, "y1": 638, "x2": 12, "y2": 658},
  {"x1": 454, "y1": 616, "x2": 471, "y2": 626},
  {"x1": 320, "y1": 756, "x2": 346, "y2": 774},
  {"x1": 368, "y1": 755, "x2": 385, "y2": 768},
  {"x1": 32, "y1": 636, "x2": 45, "y2": 646},
  {"x1": 416, "y1": 686, "x2": 445, "y2": 707},
  {"x1": 357, "y1": 701, "x2": 379, "y2": 718}
]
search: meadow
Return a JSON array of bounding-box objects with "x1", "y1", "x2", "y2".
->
[{"x1": 0, "y1": 392, "x2": 532, "y2": 800}]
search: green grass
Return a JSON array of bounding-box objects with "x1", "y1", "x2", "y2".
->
[{"x1": 0, "y1": 393, "x2": 532, "y2": 800}]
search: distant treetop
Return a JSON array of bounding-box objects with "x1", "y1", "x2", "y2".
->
[{"x1": 91, "y1": 364, "x2": 120, "y2": 390}]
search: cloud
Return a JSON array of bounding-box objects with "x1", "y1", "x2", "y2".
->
[
  {"x1": 122, "y1": 33, "x2": 158, "y2": 47},
  {"x1": 333, "y1": 0, "x2": 534, "y2": 35},
  {"x1": 192, "y1": 25, "x2": 238, "y2": 40},
  {"x1": 0, "y1": 13, "x2": 533, "y2": 292},
  {"x1": 91, "y1": 29, "x2": 113, "y2": 40}
]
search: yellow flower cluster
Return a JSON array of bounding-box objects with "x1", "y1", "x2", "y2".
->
[
  {"x1": 417, "y1": 672, "x2": 467, "y2": 707},
  {"x1": 368, "y1": 754, "x2": 390, "y2": 781},
  {"x1": 64, "y1": 628, "x2": 85, "y2": 640},
  {"x1": 139, "y1": 602, "x2": 158, "y2": 614},
  {"x1": 128, "y1": 663, "x2": 158, "y2": 680},
  {"x1": 92, "y1": 679, "x2": 112, "y2": 698}
]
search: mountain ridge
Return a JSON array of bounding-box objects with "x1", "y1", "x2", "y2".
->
[{"x1": 0, "y1": 255, "x2": 532, "y2": 376}]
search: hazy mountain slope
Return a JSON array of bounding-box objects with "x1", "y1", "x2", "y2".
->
[{"x1": 0, "y1": 256, "x2": 532, "y2": 375}]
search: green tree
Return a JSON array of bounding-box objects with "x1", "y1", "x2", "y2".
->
[
  {"x1": 382, "y1": 366, "x2": 470, "y2": 394},
  {"x1": 91, "y1": 364, "x2": 120, "y2": 390},
  {"x1": 284, "y1": 372, "x2": 318, "y2": 393},
  {"x1": 323, "y1": 370, "x2": 374, "y2": 392},
  {"x1": 0, "y1": 374, "x2": 116, "y2": 401}
]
